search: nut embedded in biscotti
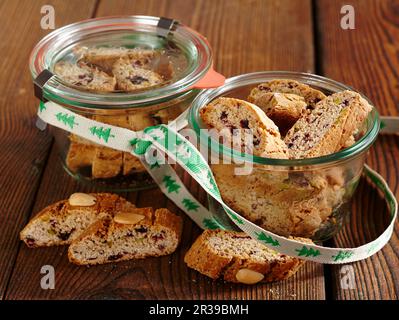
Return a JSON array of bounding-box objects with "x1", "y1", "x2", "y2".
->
[
  {"x1": 113, "y1": 212, "x2": 145, "y2": 225},
  {"x1": 235, "y1": 268, "x2": 265, "y2": 284},
  {"x1": 68, "y1": 193, "x2": 97, "y2": 206}
]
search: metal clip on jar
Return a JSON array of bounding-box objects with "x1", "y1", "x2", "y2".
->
[{"x1": 29, "y1": 16, "x2": 225, "y2": 191}]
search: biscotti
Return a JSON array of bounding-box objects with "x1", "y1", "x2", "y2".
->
[
  {"x1": 248, "y1": 79, "x2": 327, "y2": 109},
  {"x1": 91, "y1": 147, "x2": 123, "y2": 179},
  {"x1": 184, "y1": 230, "x2": 306, "y2": 283},
  {"x1": 20, "y1": 193, "x2": 135, "y2": 247},
  {"x1": 200, "y1": 97, "x2": 289, "y2": 158},
  {"x1": 284, "y1": 90, "x2": 373, "y2": 159},
  {"x1": 54, "y1": 61, "x2": 116, "y2": 92},
  {"x1": 112, "y1": 59, "x2": 163, "y2": 91},
  {"x1": 76, "y1": 46, "x2": 157, "y2": 74},
  {"x1": 248, "y1": 92, "x2": 308, "y2": 136},
  {"x1": 68, "y1": 207, "x2": 182, "y2": 265},
  {"x1": 66, "y1": 142, "x2": 96, "y2": 173},
  {"x1": 211, "y1": 164, "x2": 340, "y2": 237}
]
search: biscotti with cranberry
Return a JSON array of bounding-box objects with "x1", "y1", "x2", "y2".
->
[
  {"x1": 20, "y1": 193, "x2": 135, "y2": 247},
  {"x1": 184, "y1": 229, "x2": 306, "y2": 284},
  {"x1": 248, "y1": 92, "x2": 308, "y2": 136},
  {"x1": 284, "y1": 90, "x2": 372, "y2": 159},
  {"x1": 53, "y1": 61, "x2": 116, "y2": 92},
  {"x1": 76, "y1": 46, "x2": 157, "y2": 74},
  {"x1": 68, "y1": 207, "x2": 182, "y2": 265},
  {"x1": 112, "y1": 59, "x2": 163, "y2": 91},
  {"x1": 199, "y1": 97, "x2": 289, "y2": 158},
  {"x1": 248, "y1": 79, "x2": 327, "y2": 109}
]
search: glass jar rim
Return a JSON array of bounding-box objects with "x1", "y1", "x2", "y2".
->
[
  {"x1": 189, "y1": 71, "x2": 380, "y2": 167},
  {"x1": 29, "y1": 15, "x2": 213, "y2": 109}
]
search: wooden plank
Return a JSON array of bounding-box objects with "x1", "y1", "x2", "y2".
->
[
  {"x1": 0, "y1": 0, "x2": 98, "y2": 299},
  {"x1": 6, "y1": 0, "x2": 324, "y2": 299},
  {"x1": 316, "y1": 0, "x2": 399, "y2": 300}
]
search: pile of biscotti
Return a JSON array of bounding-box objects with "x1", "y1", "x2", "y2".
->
[
  {"x1": 200, "y1": 79, "x2": 373, "y2": 238},
  {"x1": 53, "y1": 47, "x2": 182, "y2": 179},
  {"x1": 20, "y1": 193, "x2": 308, "y2": 284}
]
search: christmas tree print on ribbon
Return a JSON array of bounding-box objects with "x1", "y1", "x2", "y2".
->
[
  {"x1": 146, "y1": 127, "x2": 166, "y2": 141},
  {"x1": 202, "y1": 218, "x2": 221, "y2": 230},
  {"x1": 163, "y1": 175, "x2": 181, "y2": 194},
  {"x1": 224, "y1": 207, "x2": 244, "y2": 225},
  {"x1": 182, "y1": 198, "x2": 199, "y2": 212},
  {"x1": 39, "y1": 101, "x2": 46, "y2": 113},
  {"x1": 295, "y1": 245, "x2": 321, "y2": 257},
  {"x1": 90, "y1": 126, "x2": 115, "y2": 143},
  {"x1": 255, "y1": 231, "x2": 280, "y2": 247},
  {"x1": 332, "y1": 250, "x2": 353, "y2": 262},
  {"x1": 130, "y1": 137, "x2": 152, "y2": 155},
  {"x1": 56, "y1": 112, "x2": 78, "y2": 129},
  {"x1": 149, "y1": 161, "x2": 161, "y2": 170}
]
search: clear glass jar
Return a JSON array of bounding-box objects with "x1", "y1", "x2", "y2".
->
[
  {"x1": 189, "y1": 71, "x2": 380, "y2": 241},
  {"x1": 29, "y1": 16, "x2": 224, "y2": 191}
]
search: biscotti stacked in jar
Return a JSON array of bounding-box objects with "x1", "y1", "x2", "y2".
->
[
  {"x1": 30, "y1": 16, "x2": 224, "y2": 190},
  {"x1": 190, "y1": 72, "x2": 379, "y2": 241}
]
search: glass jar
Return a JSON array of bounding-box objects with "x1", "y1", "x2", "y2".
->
[
  {"x1": 29, "y1": 16, "x2": 224, "y2": 191},
  {"x1": 189, "y1": 71, "x2": 380, "y2": 241}
]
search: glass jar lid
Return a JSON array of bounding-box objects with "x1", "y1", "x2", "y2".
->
[{"x1": 30, "y1": 16, "x2": 217, "y2": 108}]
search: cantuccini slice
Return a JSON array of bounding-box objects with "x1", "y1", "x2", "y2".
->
[
  {"x1": 184, "y1": 230, "x2": 307, "y2": 283},
  {"x1": 20, "y1": 193, "x2": 135, "y2": 247},
  {"x1": 248, "y1": 79, "x2": 327, "y2": 109},
  {"x1": 68, "y1": 207, "x2": 182, "y2": 265},
  {"x1": 200, "y1": 97, "x2": 289, "y2": 158},
  {"x1": 284, "y1": 90, "x2": 372, "y2": 159},
  {"x1": 53, "y1": 61, "x2": 116, "y2": 92}
]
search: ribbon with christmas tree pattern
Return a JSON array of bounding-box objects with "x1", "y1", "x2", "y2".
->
[{"x1": 36, "y1": 100, "x2": 398, "y2": 264}]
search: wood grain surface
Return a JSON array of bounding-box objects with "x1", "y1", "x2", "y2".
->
[
  {"x1": 0, "y1": 0, "x2": 98, "y2": 299},
  {"x1": 316, "y1": 0, "x2": 399, "y2": 300},
  {"x1": 0, "y1": 0, "x2": 397, "y2": 300}
]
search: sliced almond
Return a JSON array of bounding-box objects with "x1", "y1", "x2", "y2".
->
[
  {"x1": 114, "y1": 212, "x2": 145, "y2": 225},
  {"x1": 68, "y1": 193, "x2": 96, "y2": 206},
  {"x1": 235, "y1": 268, "x2": 264, "y2": 285}
]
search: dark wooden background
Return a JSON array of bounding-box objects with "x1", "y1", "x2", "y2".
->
[{"x1": 0, "y1": 0, "x2": 398, "y2": 300}]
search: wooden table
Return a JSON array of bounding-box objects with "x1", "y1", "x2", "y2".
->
[{"x1": 0, "y1": 0, "x2": 398, "y2": 300}]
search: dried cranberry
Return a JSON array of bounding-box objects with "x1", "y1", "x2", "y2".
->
[
  {"x1": 108, "y1": 253, "x2": 123, "y2": 261},
  {"x1": 258, "y1": 85, "x2": 271, "y2": 92},
  {"x1": 129, "y1": 75, "x2": 149, "y2": 85},
  {"x1": 135, "y1": 226, "x2": 148, "y2": 233},
  {"x1": 26, "y1": 238, "x2": 35, "y2": 246},
  {"x1": 152, "y1": 234, "x2": 164, "y2": 242},
  {"x1": 220, "y1": 111, "x2": 228, "y2": 121},
  {"x1": 158, "y1": 244, "x2": 165, "y2": 251},
  {"x1": 240, "y1": 119, "x2": 250, "y2": 129}
]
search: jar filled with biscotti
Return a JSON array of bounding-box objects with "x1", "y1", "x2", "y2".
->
[
  {"x1": 189, "y1": 71, "x2": 380, "y2": 241},
  {"x1": 29, "y1": 16, "x2": 224, "y2": 190}
]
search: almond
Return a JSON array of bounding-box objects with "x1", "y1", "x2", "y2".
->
[
  {"x1": 114, "y1": 212, "x2": 145, "y2": 225},
  {"x1": 68, "y1": 193, "x2": 96, "y2": 206},
  {"x1": 235, "y1": 268, "x2": 264, "y2": 285}
]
